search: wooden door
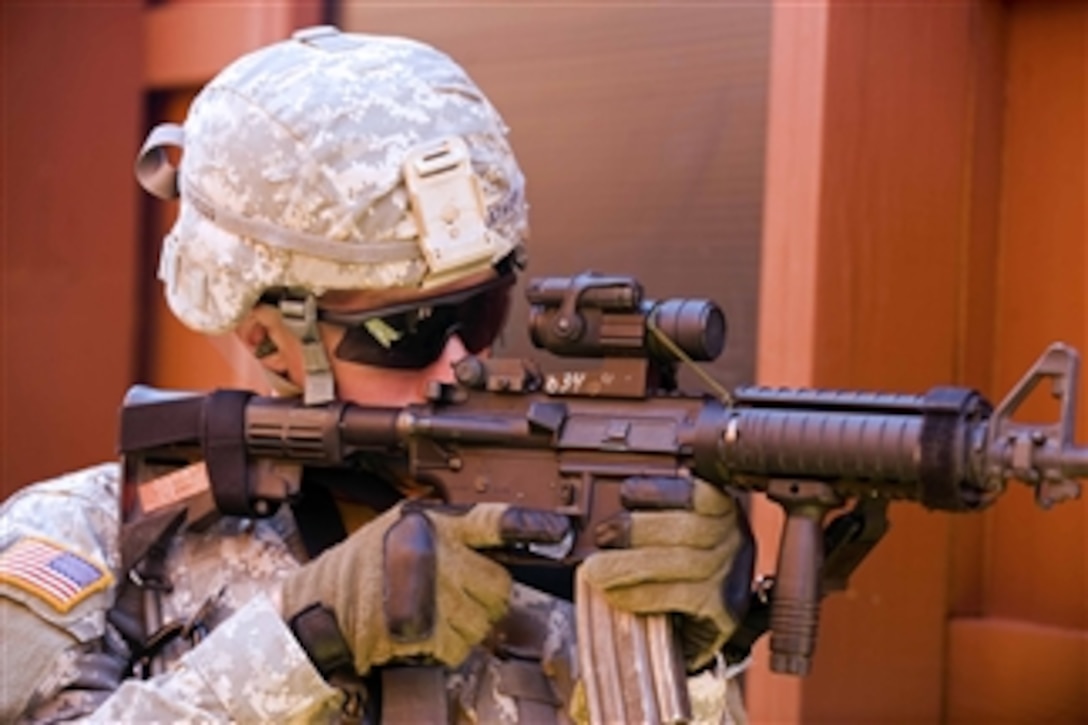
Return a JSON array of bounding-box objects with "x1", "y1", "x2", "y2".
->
[{"x1": 753, "y1": 1, "x2": 1088, "y2": 722}]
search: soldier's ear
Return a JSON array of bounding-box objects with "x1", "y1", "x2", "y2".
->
[{"x1": 235, "y1": 309, "x2": 289, "y2": 375}]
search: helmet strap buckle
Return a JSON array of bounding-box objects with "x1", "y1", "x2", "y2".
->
[{"x1": 279, "y1": 292, "x2": 335, "y2": 406}]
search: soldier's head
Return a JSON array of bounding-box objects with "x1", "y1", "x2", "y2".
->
[{"x1": 136, "y1": 26, "x2": 527, "y2": 406}]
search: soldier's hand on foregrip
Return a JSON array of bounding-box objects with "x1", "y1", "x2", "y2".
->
[
  {"x1": 579, "y1": 478, "x2": 755, "y2": 670},
  {"x1": 279, "y1": 501, "x2": 570, "y2": 676}
]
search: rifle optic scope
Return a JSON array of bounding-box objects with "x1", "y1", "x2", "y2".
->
[{"x1": 526, "y1": 273, "x2": 727, "y2": 362}]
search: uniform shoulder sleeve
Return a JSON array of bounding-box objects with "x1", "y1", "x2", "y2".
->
[
  {"x1": 0, "y1": 463, "x2": 123, "y2": 721},
  {"x1": 0, "y1": 462, "x2": 122, "y2": 641}
]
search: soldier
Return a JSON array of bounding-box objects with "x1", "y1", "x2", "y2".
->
[{"x1": 0, "y1": 27, "x2": 753, "y2": 723}]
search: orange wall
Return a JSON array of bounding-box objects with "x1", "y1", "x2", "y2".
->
[
  {"x1": 1, "y1": 2, "x2": 143, "y2": 496},
  {"x1": 947, "y1": 3, "x2": 1088, "y2": 721},
  {"x1": 984, "y1": 0, "x2": 1086, "y2": 633}
]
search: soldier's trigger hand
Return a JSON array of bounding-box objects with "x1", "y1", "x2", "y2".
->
[
  {"x1": 279, "y1": 502, "x2": 570, "y2": 677},
  {"x1": 580, "y1": 479, "x2": 756, "y2": 672}
]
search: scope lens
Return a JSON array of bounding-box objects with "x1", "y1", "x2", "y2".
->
[{"x1": 648, "y1": 299, "x2": 726, "y2": 361}]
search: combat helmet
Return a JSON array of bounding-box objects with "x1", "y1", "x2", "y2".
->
[{"x1": 136, "y1": 26, "x2": 528, "y2": 403}]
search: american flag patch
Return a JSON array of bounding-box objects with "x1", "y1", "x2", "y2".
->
[{"x1": 0, "y1": 537, "x2": 113, "y2": 613}]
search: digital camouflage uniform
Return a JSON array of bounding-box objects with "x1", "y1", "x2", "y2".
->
[{"x1": 1, "y1": 463, "x2": 744, "y2": 723}]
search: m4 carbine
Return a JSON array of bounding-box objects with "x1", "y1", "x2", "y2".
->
[{"x1": 120, "y1": 273, "x2": 1085, "y2": 718}]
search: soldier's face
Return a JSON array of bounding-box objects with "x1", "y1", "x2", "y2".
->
[{"x1": 321, "y1": 325, "x2": 468, "y2": 407}]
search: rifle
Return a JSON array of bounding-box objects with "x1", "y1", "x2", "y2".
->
[{"x1": 119, "y1": 272, "x2": 1085, "y2": 723}]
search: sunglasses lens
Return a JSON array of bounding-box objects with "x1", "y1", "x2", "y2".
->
[
  {"x1": 327, "y1": 277, "x2": 514, "y2": 370},
  {"x1": 456, "y1": 283, "x2": 511, "y2": 354},
  {"x1": 334, "y1": 307, "x2": 460, "y2": 369}
]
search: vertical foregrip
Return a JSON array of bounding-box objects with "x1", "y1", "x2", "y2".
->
[
  {"x1": 768, "y1": 507, "x2": 823, "y2": 675},
  {"x1": 766, "y1": 481, "x2": 841, "y2": 676}
]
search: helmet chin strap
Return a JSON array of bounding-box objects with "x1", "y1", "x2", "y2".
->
[
  {"x1": 262, "y1": 367, "x2": 305, "y2": 398},
  {"x1": 277, "y1": 291, "x2": 336, "y2": 405}
]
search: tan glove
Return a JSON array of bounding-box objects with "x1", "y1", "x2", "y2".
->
[
  {"x1": 281, "y1": 501, "x2": 569, "y2": 675},
  {"x1": 579, "y1": 478, "x2": 754, "y2": 671}
]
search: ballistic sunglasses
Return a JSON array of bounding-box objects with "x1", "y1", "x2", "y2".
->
[{"x1": 260, "y1": 270, "x2": 515, "y2": 370}]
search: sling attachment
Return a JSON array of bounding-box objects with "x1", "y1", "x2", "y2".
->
[
  {"x1": 109, "y1": 507, "x2": 186, "y2": 675},
  {"x1": 113, "y1": 507, "x2": 223, "y2": 674},
  {"x1": 721, "y1": 577, "x2": 773, "y2": 667},
  {"x1": 201, "y1": 389, "x2": 270, "y2": 517},
  {"x1": 819, "y1": 497, "x2": 890, "y2": 593}
]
